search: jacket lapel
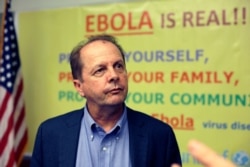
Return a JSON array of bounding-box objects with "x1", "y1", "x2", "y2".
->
[
  {"x1": 127, "y1": 108, "x2": 149, "y2": 167},
  {"x1": 59, "y1": 109, "x2": 84, "y2": 167}
]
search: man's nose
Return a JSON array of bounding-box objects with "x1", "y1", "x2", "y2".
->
[{"x1": 108, "y1": 69, "x2": 119, "y2": 82}]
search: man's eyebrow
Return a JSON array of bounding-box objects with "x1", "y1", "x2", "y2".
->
[{"x1": 115, "y1": 59, "x2": 125, "y2": 64}]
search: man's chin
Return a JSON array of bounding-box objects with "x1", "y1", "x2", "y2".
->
[
  {"x1": 109, "y1": 100, "x2": 124, "y2": 106},
  {"x1": 106, "y1": 98, "x2": 125, "y2": 106}
]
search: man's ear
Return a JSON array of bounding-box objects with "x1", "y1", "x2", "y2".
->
[{"x1": 73, "y1": 79, "x2": 85, "y2": 97}]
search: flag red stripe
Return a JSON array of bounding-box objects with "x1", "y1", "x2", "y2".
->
[
  {"x1": 0, "y1": 108, "x2": 14, "y2": 155},
  {"x1": 5, "y1": 148, "x2": 16, "y2": 167},
  {"x1": 0, "y1": 93, "x2": 10, "y2": 119},
  {"x1": 14, "y1": 106, "x2": 25, "y2": 135},
  {"x1": 13, "y1": 79, "x2": 23, "y2": 109},
  {"x1": 15, "y1": 129, "x2": 28, "y2": 163}
]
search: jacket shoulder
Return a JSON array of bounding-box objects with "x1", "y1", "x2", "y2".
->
[{"x1": 39, "y1": 108, "x2": 84, "y2": 131}]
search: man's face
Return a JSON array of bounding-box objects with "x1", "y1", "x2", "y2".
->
[{"x1": 73, "y1": 40, "x2": 128, "y2": 108}]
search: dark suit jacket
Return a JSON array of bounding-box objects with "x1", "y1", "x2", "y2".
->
[{"x1": 30, "y1": 107, "x2": 182, "y2": 167}]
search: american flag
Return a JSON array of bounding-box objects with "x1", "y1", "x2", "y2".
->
[{"x1": 0, "y1": 0, "x2": 28, "y2": 166}]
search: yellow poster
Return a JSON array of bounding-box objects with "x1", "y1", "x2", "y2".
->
[{"x1": 19, "y1": 0, "x2": 250, "y2": 166}]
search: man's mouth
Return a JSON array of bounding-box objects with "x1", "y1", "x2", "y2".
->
[{"x1": 109, "y1": 88, "x2": 123, "y2": 94}]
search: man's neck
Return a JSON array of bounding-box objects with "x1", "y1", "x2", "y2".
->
[{"x1": 87, "y1": 104, "x2": 124, "y2": 132}]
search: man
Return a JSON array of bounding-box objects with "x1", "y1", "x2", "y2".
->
[{"x1": 30, "y1": 34, "x2": 182, "y2": 167}]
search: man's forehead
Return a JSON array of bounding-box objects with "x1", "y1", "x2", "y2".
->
[{"x1": 80, "y1": 40, "x2": 119, "y2": 55}]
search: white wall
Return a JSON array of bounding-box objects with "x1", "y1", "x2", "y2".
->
[
  {"x1": 1, "y1": 0, "x2": 142, "y2": 30},
  {"x1": 1, "y1": 0, "x2": 141, "y2": 12}
]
